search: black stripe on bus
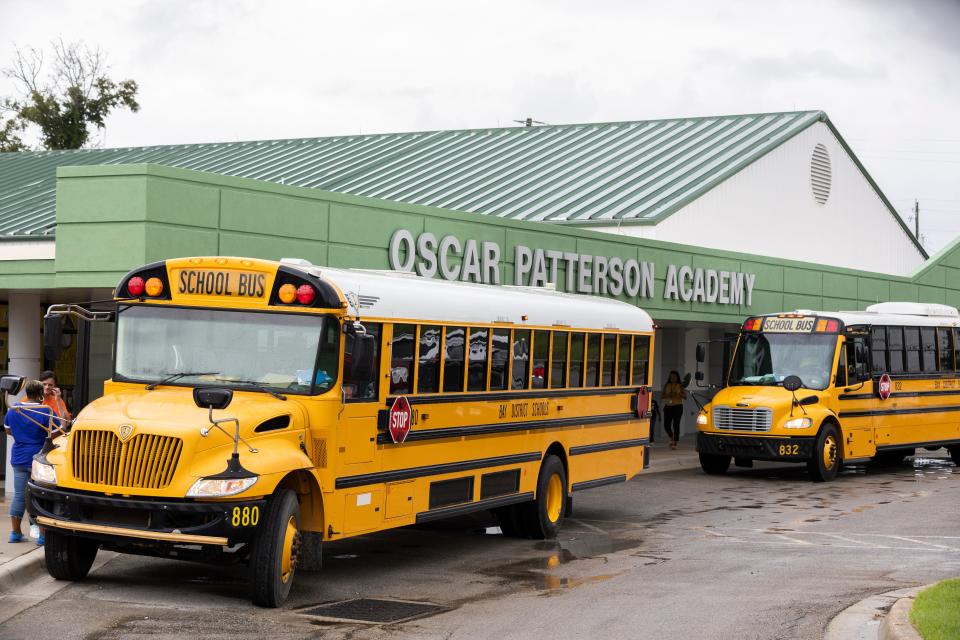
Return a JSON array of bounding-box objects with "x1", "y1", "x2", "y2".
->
[
  {"x1": 569, "y1": 438, "x2": 649, "y2": 456},
  {"x1": 876, "y1": 439, "x2": 960, "y2": 451},
  {"x1": 840, "y1": 389, "x2": 960, "y2": 401},
  {"x1": 572, "y1": 475, "x2": 627, "y2": 492},
  {"x1": 839, "y1": 404, "x2": 960, "y2": 419},
  {"x1": 415, "y1": 492, "x2": 534, "y2": 524},
  {"x1": 376, "y1": 412, "x2": 638, "y2": 445},
  {"x1": 335, "y1": 452, "x2": 542, "y2": 489},
  {"x1": 385, "y1": 386, "x2": 639, "y2": 407}
]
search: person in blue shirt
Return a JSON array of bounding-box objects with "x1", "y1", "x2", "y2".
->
[{"x1": 4, "y1": 380, "x2": 52, "y2": 544}]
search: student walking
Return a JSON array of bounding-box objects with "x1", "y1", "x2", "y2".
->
[
  {"x1": 662, "y1": 370, "x2": 687, "y2": 449},
  {"x1": 4, "y1": 380, "x2": 52, "y2": 545}
]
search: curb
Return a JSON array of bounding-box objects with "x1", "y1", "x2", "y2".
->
[
  {"x1": 824, "y1": 586, "x2": 921, "y2": 640},
  {"x1": 879, "y1": 592, "x2": 923, "y2": 640},
  {"x1": 0, "y1": 547, "x2": 45, "y2": 594}
]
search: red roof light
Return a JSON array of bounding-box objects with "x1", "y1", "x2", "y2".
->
[
  {"x1": 127, "y1": 277, "x2": 145, "y2": 296},
  {"x1": 296, "y1": 284, "x2": 316, "y2": 305}
]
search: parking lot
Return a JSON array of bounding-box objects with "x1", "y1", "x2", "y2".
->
[{"x1": 2, "y1": 450, "x2": 958, "y2": 640}]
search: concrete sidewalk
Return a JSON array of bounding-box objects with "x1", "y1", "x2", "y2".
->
[{"x1": 645, "y1": 434, "x2": 702, "y2": 474}]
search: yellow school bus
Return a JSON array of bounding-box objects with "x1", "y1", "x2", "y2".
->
[
  {"x1": 695, "y1": 302, "x2": 960, "y2": 482},
  {"x1": 25, "y1": 256, "x2": 654, "y2": 606}
]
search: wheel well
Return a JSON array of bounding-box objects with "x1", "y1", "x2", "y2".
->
[
  {"x1": 544, "y1": 442, "x2": 569, "y2": 491},
  {"x1": 819, "y1": 417, "x2": 843, "y2": 449},
  {"x1": 277, "y1": 470, "x2": 324, "y2": 532}
]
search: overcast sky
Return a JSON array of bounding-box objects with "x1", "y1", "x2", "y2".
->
[{"x1": 3, "y1": 0, "x2": 959, "y2": 254}]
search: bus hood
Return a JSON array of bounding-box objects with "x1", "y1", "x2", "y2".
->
[
  {"x1": 708, "y1": 385, "x2": 820, "y2": 410},
  {"x1": 73, "y1": 388, "x2": 308, "y2": 451}
]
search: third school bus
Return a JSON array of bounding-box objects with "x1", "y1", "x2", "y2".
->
[
  {"x1": 25, "y1": 256, "x2": 654, "y2": 607},
  {"x1": 696, "y1": 302, "x2": 960, "y2": 482}
]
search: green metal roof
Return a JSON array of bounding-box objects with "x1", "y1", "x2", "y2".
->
[{"x1": 0, "y1": 110, "x2": 924, "y2": 256}]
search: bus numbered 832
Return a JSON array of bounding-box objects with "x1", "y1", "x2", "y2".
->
[
  {"x1": 695, "y1": 302, "x2": 960, "y2": 482},
  {"x1": 17, "y1": 256, "x2": 655, "y2": 606}
]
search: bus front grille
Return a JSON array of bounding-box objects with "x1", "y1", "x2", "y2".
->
[
  {"x1": 71, "y1": 429, "x2": 183, "y2": 489},
  {"x1": 712, "y1": 406, "x2": 773, "y2": 432}
]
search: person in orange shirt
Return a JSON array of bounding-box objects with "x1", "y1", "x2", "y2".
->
[{"x1": 39, "y1": 370, "x2": 71, "y2": 428}]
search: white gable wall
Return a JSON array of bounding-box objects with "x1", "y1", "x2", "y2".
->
[{"x1": 589, "y1": 122, "x2": 925, "y2": 276}]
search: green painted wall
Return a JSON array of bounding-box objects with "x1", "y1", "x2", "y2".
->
[{"x1": 19, "y1": 163, "x2": 960, "y2": 323}]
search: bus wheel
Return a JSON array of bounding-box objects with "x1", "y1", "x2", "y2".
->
[
  {"x1": 699, "y1": 453, "x2": 731, "y2": 475},
  {"x1": 44, "y1": 529, "x2": 98, "y2": 580},
  {"x1": 517, "y1": 455, "x2": 567, "y2": 540},
  {"x1": 808, "y1": 424, "x2": 841, "y2": 482},
  {"x1": 949, "y1": 447, "x2": 960, "y2": 466},
  {"x1": 251, "y1": 490, "x2": 301, "y2": 608}
]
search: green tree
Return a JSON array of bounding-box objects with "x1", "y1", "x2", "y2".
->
[{"x1": 2, "y1": 40, "x2": 139, "y2": 151}]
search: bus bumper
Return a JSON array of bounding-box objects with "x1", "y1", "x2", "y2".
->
[
  {"x1": 697, "y1": 432, "x2": 817, "y2": 462},
  {"x1": 26, "y1": 482, "x2": 266, "y2": 547}
]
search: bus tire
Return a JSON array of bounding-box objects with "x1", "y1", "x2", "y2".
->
[
  {"x1": 517, "y1": 455, "x2": 567, "y2": 540},
  {"x1": 699, "y1": 453, "x2": 731, "y2": 475},
  {"x1": 949, "y1": 447, "x2": 960, "y2": 466},
  {"x1": 44, "y1": 529, "x2": 98, "y2": 581},
  {"x1": 250, "y1": 490, "x2": 301, "y2": 608},
  {"x1": 807, "y1": 423, "x2": 841, "y2": 482}
]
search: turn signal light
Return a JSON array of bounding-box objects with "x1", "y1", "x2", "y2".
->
[
  {"x1": 743, "y1": 317, "x2": 762, "y2": 331},
  {"x1": 278, "y1": 283, "x2": 297, "y2": 304},
  {"x1": 145, "y1": 277, "x2": 164, "y2": 297},
  {"x1": 127, "y1": 277, "x2": 145, "y2": 296},
  {"x1": 296, "y1": 284, "x2": 316, "y2": 305}
]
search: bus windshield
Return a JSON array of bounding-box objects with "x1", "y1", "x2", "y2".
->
[
  {"x1": 728, "y1": 333, "x2": 838, "y2": 390},
  {"x1": 115, "y1": 305, "x2": 339, "y2": 395}
]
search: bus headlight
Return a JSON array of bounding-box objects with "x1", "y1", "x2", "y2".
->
[
  {"x1": 186, "y1": 476, "x2": 258, "y2": 497},
  {"x1": 783, "y1": 417, "x2": 813, "y2": 429},
  {"x1": 31, "y1": 458, "x2": 57, "y2": 485},
  {"x1": 696, "y1": 412, "x2": 709, "y2": 426}
]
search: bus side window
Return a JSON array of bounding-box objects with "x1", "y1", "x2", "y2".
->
[
  {"x1": 443, "y1": 327, "x2": 466, "y2": 392},
  {"x1": 602, "y1": 334, "x2": 616, "y2": 386},
  {"x1": 848, "y1": 332, "x2": 870, "y2": 383},
  {"x1": 887, "y1": 326, "x2": 905, "y2": 373},
  {"x1": 467, "y1": 327, "x2": 489, "y2": 392},
  {"x1": 955, "y1": 328, "x2": 960, "y2": 373},
  {"x1": 550, "y1": 332, "x2": 568, "y2": 389},
  {"x1": 617, "y1": 335, "x2": 631, "y2": 385},
  {"x1": 939, "y1": 328, "x2": 955, "y2": 372},
  {"x1": 568, "y1": 333, "x2": 585, "y2": 388},
  {"x1": 490, "y1": 329, "x2": 511, "y2": 391},
  {"x1": 586, "y1": 333, "x2": 601, "y2": 387},
  {"x1": 511, "y1": 329, "x2": 530, "y2": 390},
  {"x1": 903, "y1": 327, "x2": 921, "y2": 372},
  {"x1": 417, "y1": 325, "x2": 441, "y2": 394},
  {"x1": 632, "y1": 335, "x2": 650, "y2": 386},
  {"x1": 532, "y1": 331, "x2": 550, "y2": 389},
  {"x1": 343, "y1": 323, "x2": 381, "y2": 401},
  {"x1": 920, "y1": 327, "x2": 937, "y2": 373},
  {"x1": 390, "y1": 324, "x2": 416, "y2": 395}
]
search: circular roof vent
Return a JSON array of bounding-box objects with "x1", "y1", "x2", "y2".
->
[{"x1": 810, "y1": 143, "x2": 832, "y2": 205}]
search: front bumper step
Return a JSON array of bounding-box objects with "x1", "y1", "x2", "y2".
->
[{"x1": 697, "y1": 432, "x2": 816, "y2": 461}]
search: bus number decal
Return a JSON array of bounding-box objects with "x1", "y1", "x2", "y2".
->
[
  {"x1": 777, "y1": 444, "x2": 800, "y2": 456},
  {"x1": 231, "y1": 505, "x2": 259, "y2": 527}
]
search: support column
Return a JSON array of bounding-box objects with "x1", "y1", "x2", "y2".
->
[{"x1": 5, "y1": 293, "x2": 42, "y2": 497}]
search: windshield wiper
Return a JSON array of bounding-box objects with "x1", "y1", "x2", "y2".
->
[
  {"x1": 215, "y1": 378, "x2": 288, "y2": 401},
  {"x1": 146, "y1": 371, "x2": 220, "y2": 390}
]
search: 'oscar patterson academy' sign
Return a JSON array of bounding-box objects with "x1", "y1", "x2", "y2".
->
[{"x1": 388, "y1": 230, "x2": 756, "y2": 306}]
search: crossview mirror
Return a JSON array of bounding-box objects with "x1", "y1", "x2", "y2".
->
[
  {"x1": 782, "y1": 375, "x2": 803, "y2": 392},
  {"x1": 44, "y1": 314, "x2": 64, "y2": 361},
  {"x1": 0, "y1": 375, "x2": 25, "y2": 395},
  {"x1": 193, "y1": 387, "x2": 234, "y2": 410}
]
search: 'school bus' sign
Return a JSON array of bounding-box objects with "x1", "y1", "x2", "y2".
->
[{"x1": 388, "y1": 229, "x2": 756, "y2": 307}]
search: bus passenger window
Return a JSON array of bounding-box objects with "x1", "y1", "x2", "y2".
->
[
  {"x1": 955, "y1": 329, "x2": 960, "y2": 373},
  {"x1": 468, "y1": 328, "x2": 489, "y2": 391},
  {"x1": 632, "y1": 336, "x2": 650, "y2": 386},
  {"x1": 617, "y1": 335, "x2": 630, "y2": 385},
  {"x1": 390, "y1": 324, "x2": 416, "y2": 395},
  {"x1": 939, "y1": 328, "x2": 954, "y2": 372},
  {"x1": 602, "y1": 334, "x2": 616, "y2": 386},
  {"x1": 903, "y1": 327, "x2": 921, "y2": 372},
  {"x1": 490, "y1": 329, "x2": 510, "y2": 391},
  {"x1": 511, "y1": 330, "x2": 530, "y2": 389},
  {"x1": 586, "y1": 334, "x2": 601, "y2": 387},
  {"x1": 887, "y1": 327, "x2": 904, "y2": 373},
  {"x1": 920, "y1": 327, "x2": 937, "y2": 373},
  {"x1": 418, "y1": 325, "x2": 441, "y2": 393},
  {"x1": 550, "y1": 332, "x2": 568, "y2": 389},
  {"x1": 343, "y1": 323, "x2": 381, "y2": 400},
  {"x1": 443, "y1": 327, "x2": 466, "y2": 392},
  {"x1": 568, "y1": 333, "x2": 585, "y2": 387},
  {"x1": 871, "y1": 326, "x2": 887, "y2": 374},
  {"x1": 532, "y1": 331, "x2": 550, "y2": 389}
]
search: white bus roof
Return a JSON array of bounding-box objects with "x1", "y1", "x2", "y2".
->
[
  {"x1": 785, "y1": 302, "x2": 960, "y2": 328},
  {"x1": 284, "y1": 260, "x2": 654, "y2": 333}
]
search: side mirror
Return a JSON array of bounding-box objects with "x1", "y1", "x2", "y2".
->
[
  {"x1": 193, "y1": 387, "x2": 234, "y2": 410},
  {"x1": 695, "y1": 371, "x2": 704, "y2": 382},
  {"x1": 782, "y1": 375, "x2": 803, "y2": 392},
  {"x1": 44, "y1": 314, "x2": 64, "y2": 361},
  {"x1": 695, "y1": 344, "x2": 705, "y2": 363},
  {"x1": 350, "y1": 334, "x2": 376, "y2": 382},
  {"x1": 0, "y1": 375, "x2": 25, "y2": 395},
  {"x1": 682, "y1": 372, "x2": 691, "y2": 388}
]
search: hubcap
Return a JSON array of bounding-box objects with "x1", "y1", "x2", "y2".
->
[
  {"x1": 822, "y1": 434, "x2": 838, "y2": 469},
  {"x1": 546, "y1": 473, "x2": 563, "y2": 523},
  {"x1": 280, "y1": 515, "x2": 300, "y2": 584}
]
